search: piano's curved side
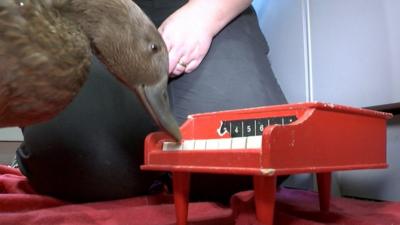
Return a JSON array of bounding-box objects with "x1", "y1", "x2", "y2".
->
[{"x1": 261, "y1": 107, "x2": 388, "y2": 176}]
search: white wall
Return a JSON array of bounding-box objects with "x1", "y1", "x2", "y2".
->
[
  {"x1": 383, "y1": 0, "x2": 400, "y2": 101},
  {"x1": 310, "y1": 0, "x2": 400, "y2": 107},
  {"x1": 253, "y1": 0, "x2": 400, "y2": 201},
  {"x1": 253, "y1": 0, "x2": 400, "y2": 107}
]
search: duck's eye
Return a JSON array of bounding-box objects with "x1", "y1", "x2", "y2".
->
[
  {"x1": 15, "y1": 0, "x2": 26, "y2": 7},
  {"x1": 150, "y1": 43, "x2": 158, "y2": 52}
]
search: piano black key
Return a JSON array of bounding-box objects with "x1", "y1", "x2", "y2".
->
[
  {"x1": 243, "y1": 119, "x2": 256, "y2": 137},
  {"x1": 270, "y1": 117, "x2": 282, "y2": 125},
  {"x1": 284, "y1": 116, "x2": 297, "y2": 124},
  {"x1": 255, "y1": 119, "x2": 268, "y2": 135},
  {"x1": 231, "y1": 120, "x2": 243, "y2": 137}
]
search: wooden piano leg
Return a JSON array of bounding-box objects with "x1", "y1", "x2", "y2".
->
[
  {"x1": 253, "y1": 175, "x2": 277, "y2": 225},
  {"x1": 172, "y1": 172, "x2": 191, "y2": 225},
  {"x1": 316, "y1": 172, "x2": 331, "y2": 212}
]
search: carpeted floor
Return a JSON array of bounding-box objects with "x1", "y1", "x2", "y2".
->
[{"x1": 1, "y1": 164, "x2": 399, "y2": 225}]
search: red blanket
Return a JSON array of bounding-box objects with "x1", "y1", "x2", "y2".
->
[{"x1": 1, "y1": 164, "x2": 399, "y2": 225}]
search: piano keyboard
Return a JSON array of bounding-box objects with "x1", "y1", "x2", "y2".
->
[
  {"x1": 163, "y1": 115, "x2": 297, "y2": 151},
  {"x1": 163, "y1": 136, "x2": 263, "y2": 151}
]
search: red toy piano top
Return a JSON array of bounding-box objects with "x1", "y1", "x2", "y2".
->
[
  {"x1": 141, "y1": 102, "x2": 392, "y2": 225},
  {"x1": 141, "y1": 102, "x2": 392, "y2": 176}
]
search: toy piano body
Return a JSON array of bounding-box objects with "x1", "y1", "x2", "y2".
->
[{"x1": 141, "y1": 102, "x2": 392, "y2": 225}]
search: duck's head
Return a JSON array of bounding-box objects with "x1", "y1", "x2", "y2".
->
[{"x1": 62, "y1": 0, "x2": 181, "y2": 140}]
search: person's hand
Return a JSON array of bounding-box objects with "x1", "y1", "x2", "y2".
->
[
  {"x1": 158, "y1": 3, "x2": 213, "y2": 77},
  {"x1": 159, "y1": 0, "x2": 252, "y2": 77}
]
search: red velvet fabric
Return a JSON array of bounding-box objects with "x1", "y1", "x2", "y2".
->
[{"x1": 1, "y1": 164, "x2": 399, "y2": 225}]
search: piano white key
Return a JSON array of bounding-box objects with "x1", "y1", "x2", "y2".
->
[
  {"x1": 194, "y1": 140, "x2": 206, "y2": 150},
  {"x1": 163, "y1": 142, "x2": 183, "y2": 151},
  {"x1": 218, "y1": 138, "x2": 232, "y2": 150},
  {"x1": 206, "y1": 139, "x2": 219, "y2": 150},
  {"x1": 231, "y1": 137, "x2": 247, "y2": 149},
  {"x1": 182, "y1": 140, "x2": 195, "y2": 150},
  {"x1": 246, "y1": 136, "x2": 262, "y2": 149}
]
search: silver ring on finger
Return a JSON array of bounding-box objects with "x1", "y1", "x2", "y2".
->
[{"x1": 178, "y1": 59, "x2": 187, "y2": 68}]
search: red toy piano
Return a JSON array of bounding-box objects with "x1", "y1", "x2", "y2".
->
[{"x1": 141, "y1": 102, "x2": 392, "y2": 225}]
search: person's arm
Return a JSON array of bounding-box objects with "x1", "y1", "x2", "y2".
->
[
  {"x1": 158, "y1": 0, "x2": 252, "y2": 76},
  {"x1": 185, "y1": 0, "x2": 252, "y2": 37}
]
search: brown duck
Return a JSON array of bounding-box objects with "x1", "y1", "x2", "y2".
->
[{"x1": 0, "y1": 0, "x2": 181, "y2": 140}]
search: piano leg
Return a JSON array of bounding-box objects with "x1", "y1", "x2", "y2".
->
[
  {"x1": 316, "y1": 172, "x2": 332, "y2": 212},
  {"x1": 172, "y1": 172, "x2": 191, "y2": 225},
  {"x1": 253, "y1": 175, "x2": 277, "y2": 225}
]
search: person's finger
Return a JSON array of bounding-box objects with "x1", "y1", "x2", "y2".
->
[
  {"x1": 183, "y1": 45, "x2": 208, "y2": 73},
  {"x1": 184, "y1": 59, "x2": 199, "y2": 74},
  {"x1": 168, "y1": 47, "x2": 183, "y2": 74},
  {"x1": 171, "y1": 55, "x2": 190, "y2": 77},
  {"x1": 171, "y1": 62, "x2": 186, "y2": 77}
]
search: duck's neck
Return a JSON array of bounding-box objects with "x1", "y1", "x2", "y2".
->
[
  {"x1": 50, "y1": 0, "x2": 96, "y2": 37},
  {"x1": 53, "y1": 0, "x2": 136, "y2": 41}
]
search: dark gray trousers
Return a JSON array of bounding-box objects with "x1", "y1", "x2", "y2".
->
[{"x1": 17, "y1": 1, "x2": 287, "y2": 202}]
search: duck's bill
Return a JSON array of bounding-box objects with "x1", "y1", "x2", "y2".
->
[{"x1": 135, "y1": 82, "x2": 181, "y2": 141}]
